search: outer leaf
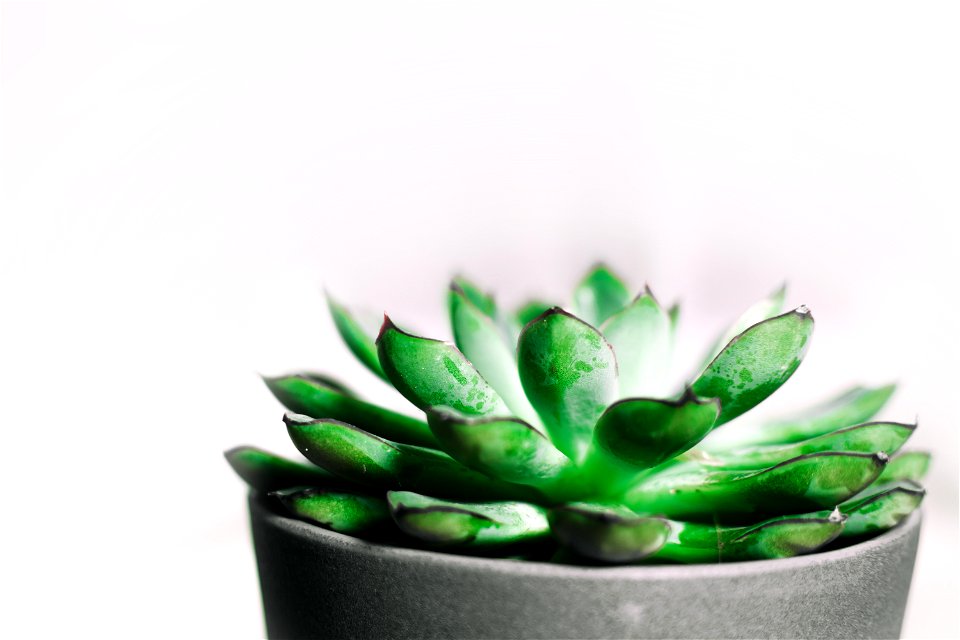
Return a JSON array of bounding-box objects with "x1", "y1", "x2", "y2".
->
[
  {"x1": 327, "y1": 294, "x2": 388, "y2": 380},
  {"x1": 839, "y1": 481, "x2": 925, "y2": 537},
  {"x1": 709, "y1": 421, "x2": 915, "y2": 469},
  {"x1": 548, "y1": 503, "x2": 671, "y2": 562},
  {"x1": 624, "y1": 452, "x2": 887, "y2": 519},
  {"x1": 224, "y1": 445, "x2": 335, "y2": 492},
  {"x1": 877, "y1": 451, "x2": 931, "y2": 483},
  {"x1": 692, "y1": 307, "x2": 814, "y2": 426},
  {"x1": 741, "y1": 384, "x2": 898, "y2": 447},
  {"x1": 388, "y1": 491, "x2": 550, "y2": 547},
  {"x1": 377, "y1": 317, "x2": 509, "y2": 417},
  {"x1": 517, "y1": 308, "x2": 618, "y2": 462},
  {"x1": 516, "y1": 300, "x2": 554, "y2": 327},
  {"x1": 427, "y1": 408, "x2": 571, "y2": 485},
  {"x1": 272, "y1": 487, "x2": 390, "y2": 536},
  {"x1": 571, "y1": 263, "x2": 632, "y2": 327},
  {"x1": 701, "y1": 284, "x2": 786, "y2": 367},
  {"x1": 448, "y1": 286, "x2": 540, "y2": 425},
  {"x1": 601, "y1": 289, "x2": 672, "y2": 398},
  {"x1": 591, "y1": 391, "x2": 721, "y2": 471},
  {"x1": 263, "y1": 374, "x2": 438, "y2": 448},
  {"x1": 655, "y1": 509, "x2": 846, "y2": 563},
  {"x1": 284, "y1": 413, "x2": 534, "y2": 501}
]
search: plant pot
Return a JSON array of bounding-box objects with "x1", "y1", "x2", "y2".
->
[{"x1": 247, "y1": 493, "x2": 920, "y2": 639}]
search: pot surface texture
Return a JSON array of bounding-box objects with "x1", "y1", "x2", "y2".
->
[{"x1": 248, "y1": 493, "x2": 920, "y2": 640}]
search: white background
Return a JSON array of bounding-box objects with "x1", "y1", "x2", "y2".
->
[{"x1": 2, "y1": 2, "x2": 958, "y2": 637}]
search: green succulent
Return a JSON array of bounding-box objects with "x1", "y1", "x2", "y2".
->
[{"x1": 227, "y1": 264, "x2": 929, "y2": 564}]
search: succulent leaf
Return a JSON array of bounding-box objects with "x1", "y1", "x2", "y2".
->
[
  {"x1": 327, "y1": 294, "x2": 388, "y2": 380},
  {"x1": 517, "y1": 308, "x2": 618, "y2": 462},
  {"x1": 548, "y1": 503, "x2": 671, "y2": 563},
  {"x1": 710, "y1": 421, "x2": 915, "y2": 469},
  {"x1": 692, "y1": 307, "x2": 814, "y2": 426},
  {"x1": 571, "y1": 263, "x2": 632, "y2": 327},
  {"x1": 734, "y1": 384, "x2": 898, "y2": 448},
  {"x1": 451, "y1": 275, "x2": 498, "y2": 318},
  {"x1": 877, "y1": 451, "x2": 931, "y2": 483},
  {"x1": 701, "y1": 284, "x2": 787, "y2": 367},
  {"x1": 263, "y1": 374, "x2": 438, "y2": 448},
  {"x1": 601, "y1": 289, "x2": 672, "y2": 398},
  {"x1": 655, "y1": 510, "x2": 846, "y2": 563},
  {"x1": 591, "y1": 391, "x2": 721, "y2": 472},
  {"x1": 284, "y1": 413, "x2": 535, "y2": 501},
  {"x1": 388, "y1": 491, "x2": 550, "y2": 547},
  {"x1": 448, "y1": 286, "x2": 540, "y2": 425},
  {"x1": 839, "y1": 481, "x2": 925, "y2": 537},
  {"x1": 273, "y1": 487, "x2": 391, "y2": 535},
  {"x1": 224, "y1": 445, "x2": 335, "y2": 492},
  {"x1": 625, "y1": 452, "x2": 886, "y2": 519},
  {"x1": 427, "y1": 408, "x2": 571, "y2": 485},
  {"x1": 377, "y1": 317, "x2": 509, "y2": 417},
  {"x1": 516, "y1": 300, "x2": 555, "y2": 327}
]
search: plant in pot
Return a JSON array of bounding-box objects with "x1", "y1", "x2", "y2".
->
[{"x1": 228, "y1": 265, "x2": 929, "y2": 639}]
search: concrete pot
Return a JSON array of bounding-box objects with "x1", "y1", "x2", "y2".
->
[{"x1": 248, "y1": 493, "x2": 920, "y2": 639}]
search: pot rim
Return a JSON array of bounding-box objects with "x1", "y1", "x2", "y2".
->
[{"x1": 250, "y1": 492, "x2": 921, "y2": 580}]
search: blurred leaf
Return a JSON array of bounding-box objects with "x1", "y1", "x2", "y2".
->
[
  {"x1": 601, "y1": 289, "x2": 672, "y2": 398},
  {"x1": 327, "y1": 294, "x2": 388, "y2": 380},
  {"x1": 224, "y1": 445, "x2": 335, "y2": 493},
  {"x1": 571, "y1": 263, "x2": 631, "y2": 327},
  {"x1": 839, "y1": 481, "x2": 925, "y2": 537},
  {"x1": 877, "y1": 451, "x2": 931, "y2": 483},
  {"x1": 273, "y1": 487, "x2": 390, "y2": 536},
  {"x1": 548, "y1": 503, "x2": 670, "y2": 563}
]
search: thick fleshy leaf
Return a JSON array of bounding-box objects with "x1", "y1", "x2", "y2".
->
[
  {"x1": 624, "y1": 452, "x2": 887, "y2": 519},
  {"x1": 877, "y1": 451, "x2": 931, "y2": 483},
  {"x1": 722, "y1": 384, "x2": 899, "y2": 448},
  {"x1": 548, "y1": 503, "x2": 671, "y2": 562},
  {"x1": 388, "y1": 491, "x2": 550, "y2": 547},
  {"x1": 427, "y1": 409, "x2": 571, "y2": 485},
  {"x1": 692, "y1": 307, "x2": 814, "y2": 426},
  {"x1": 263, "y1": 374, "x2": 437, "y2": 448},
  {"x1": 654, "y1": 509, "x2": 846, "y2": 563},
  {"x1": 701, "y1": 285, "x2": 786, "y2": 367},
  {"x1": 517, "y1": 308, "x2": 618, "y2": 462},
  {"x1": 224, "y1": 445, "x2": 335, "y2": 492},
  {"x1": 601, "y1": 289, "x2": 672, "y2": 398},
  {"x1": 709, "y1": 421, "x2": 915, "y2": 469},
  {"x1": 591, "y1": 391, "x2": 721, "y2": 471},
  {"x1": 327, "y1": 294, "x2": 388, "y2": 380},
  {"x1": 571, "y1": 263, "x2": 631, "y2": 327},
  {"x1": 516, "y1": 300, "x2": 554, "y2": 327},
  {"x1": 451, "y1": 275, "x2": 497, "y2": 318},
  {"x1": 272, "y1": 487, "x2": 391, "y2": 536},
  {"x1": 284, "y1": 413, "x2": 534, "y2": 501},
  {"x1": 839, "y1": 481, "x2": 925, "y2": 537},
  {"x1": 377, "y1": 317, "x2": 509, "y2": 417},
  {"x1": 448, "y1": 286, "x2": 540, "y2": 425}
]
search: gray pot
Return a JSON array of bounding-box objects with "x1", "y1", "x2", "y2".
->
[{"x1": 248, "y1": 493, "x2": 920, "y2": 639}]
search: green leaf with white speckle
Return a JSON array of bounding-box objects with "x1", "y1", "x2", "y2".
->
[
  {"x1": 517, "y1": 308, "x2": 618, "y2": 462},
  {"x1": 427, "y1": 408, "x2": 571, "y2": 485},
  {"x1": 263, "y1": 374, "x2": 437, "y2": 448},
  {"x1": 692, "y1": 307, "x2": 814, "y2": 426},
  {"x1": 273, "y1": 487, "x2": 391, "y2": 536},
  {"x1": 388, "y1": 490, "x2": 550, "y2": 548},
  {"x1": 284, "y1": 413, "x2": 533, "y2": 501},
  {"x1": 701, "y1": 284, "x2": 786, "y2": 368},
  {"x1": 839, "y1": 481, "x2": 924, "y2": 537},
  {"x1": 377, "y1": 317, "x2": 509, "y2": 417}
]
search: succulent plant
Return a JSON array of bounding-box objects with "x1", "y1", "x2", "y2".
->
[{"x1": 227, "y1": 265, "x2": 929, "y2": 564}]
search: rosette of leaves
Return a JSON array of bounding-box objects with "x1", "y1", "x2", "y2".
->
[{"x1": 227, "y1": 265, "x2": 929, "y2": 564}]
